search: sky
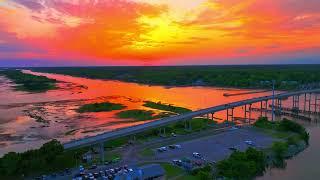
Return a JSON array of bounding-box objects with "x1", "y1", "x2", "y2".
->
[{"x1": 0, "y1": 0, "x2": 320, "y2": 66}]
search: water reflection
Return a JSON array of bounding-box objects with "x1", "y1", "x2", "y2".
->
[{"x1": 0, "y1": 70, "x2": 278, "y2": 155}]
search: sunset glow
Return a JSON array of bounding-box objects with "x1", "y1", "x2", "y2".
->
[{"x1": 0, "y1": 0, "x2": 320, "y2": 65}]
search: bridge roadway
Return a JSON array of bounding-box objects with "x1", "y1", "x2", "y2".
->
[{"x1": 64, "y1": 89, "x2": 320, "y2": 149}]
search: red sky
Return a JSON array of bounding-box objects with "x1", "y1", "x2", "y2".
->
[{"x1": 0, "y1": 0, "x2": 320, "y2": 66}]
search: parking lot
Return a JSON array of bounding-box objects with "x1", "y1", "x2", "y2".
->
[{"x1": 153, "y1": 127, "x2": 276, "y2": 163}]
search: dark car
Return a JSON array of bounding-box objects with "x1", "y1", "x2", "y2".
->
[
  {"x1": 93, "y1": 172, "x2": 100, "y2": 178},
  {"x1": 104, "y1": 161, "x2": 111, "y2": 165},
  {"x1": 89, "y1": 164, "x2": 97, "y2": 170},
  {"x1": 65, "y1": 168, "x2": 71, "y2": 174},
  {"x1": 229, "y1": 146, "x2": 238, "y2": 151}
]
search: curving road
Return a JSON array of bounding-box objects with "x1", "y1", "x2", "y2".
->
[{"x1": 64, "y1": 89, "x2": 320, "y2": 149}]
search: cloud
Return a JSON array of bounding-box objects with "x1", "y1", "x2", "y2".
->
[
  {"x1": 13, "y1": 0, "x2": 44, "y2": 11},
  {"x1": 0, "y1": 0, "x2": 320, "y2": 65}
]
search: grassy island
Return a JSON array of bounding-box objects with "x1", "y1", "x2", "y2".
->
[
  {"x1": 0, "y1": 70, "x2": 57, "y2": 92},
  {"x1": 143, "y1": 101, "x2": 192, "y2": 114},
  {"x1": 77, "y1": 102, "x2": 126, "y2": 113},
  {"x1": 116, "y1": 109, "x2": 173, "y2": 121}
]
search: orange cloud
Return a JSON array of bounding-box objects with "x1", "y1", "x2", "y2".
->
[{"x1": 0, "y1": 0, "x2": 319, "y2": 65}]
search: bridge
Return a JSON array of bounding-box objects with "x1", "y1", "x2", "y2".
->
[{"x1": 64, "y1": 89, "x2": 320, "y2": 159}]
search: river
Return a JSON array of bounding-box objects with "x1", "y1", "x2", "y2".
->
[
  {"x1": 0, "y1": 70, "x2": 275, "y2": 155},
  {"x1": 0, "y1": 70, "x2": 319, "y2": 179}
]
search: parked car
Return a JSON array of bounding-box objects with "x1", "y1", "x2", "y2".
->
[
  {"x1": 230, "y1": 126, "x2": 238, "y2": 131},
  {"x1": 172, "y1": 159, "x2": 182, "y2": 166},
  {"x1": 157, "y1": 147, "x2": 167, "y2": 152},
  {"x1": 79, "y1": 165, "x2": 85, "y2": 172},
  {"x1": 229, "y1": 146, "x2": 238, "y2": 151},
  {"x1": 89, "y1": 164, "x2": 98, "y2": 169},
  {"x1": 193, "y1": 152, "x2": 202, "y2": 158},
  {"x1": 245, "y1": 140, "x2": 255, "y2": 146},
  {"x1": 104, "y1": 161, "x2": 111, "y2": 165}
]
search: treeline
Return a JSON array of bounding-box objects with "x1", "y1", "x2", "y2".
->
[
  {"x1": 0, "y1": 140, "x2": 86, "y2": 179},
  {"x1": 0, "y1": 70, "x2": 57, "y2": 92},
  {"x1": 216, "y1": 117, "x2": 309, "y2": 179},
  {"x1": 30, "y1": 65, "x2": 320, "y2": 90}
]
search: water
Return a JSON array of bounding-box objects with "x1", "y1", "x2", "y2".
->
[{"x1": 0, "y1": 70, "x2": 275, "y2": 155}]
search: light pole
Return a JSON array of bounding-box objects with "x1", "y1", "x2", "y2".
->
[{"x1": 271, "y1": 80, "x2": 275, "y2": 122}]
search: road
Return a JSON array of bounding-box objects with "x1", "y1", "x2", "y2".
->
[{"x1": 64, "y1": 89, "x2": 320, "y2": 149}]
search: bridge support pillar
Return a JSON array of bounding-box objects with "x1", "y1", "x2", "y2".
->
[
  {"x1": 100, "y1": 142, "x2": 105, "y2": 164},
  {"x1": 244, "y1": 104, "x2": 251, "y2": 124},
  {"x1": 308, "y1": 93, "x2": 312, "y2": 112},
  {"x1": 275, "y1": 99, "x2": 282, "y2": 116},
  {"x1": 260, "y1": 101, "x2": 263, "y2": 117},
  {"x1": 184, "y1": 120, "x2": 187, "y2": 130},
  {"x1": 184, "y1": 120, "x2": 192, "y2": 131},
  {"x1": 227, "y1": 108, "x2": 234, "y2": 124},
  {"x1": 249, "y1": 104, "x2": 252, "y2": 124},
  {"x1": 293, "y1": 95, "x2": 300, "y2": 110},
  {"x1": 264, "y1": 100, "x2": 268, "y2": 117},
  {"x1": 304, "y1": 93, "x2": 307, "y2": 112},
  {"x1": 159, "y1": 128, "x2": 166, "y2": 136},
  {"x1": 315, "y1": 94, "x2": 320, "y2": 113},
  {"x1": 207, "y1": 113, "x2": 214, "y2": 126}
]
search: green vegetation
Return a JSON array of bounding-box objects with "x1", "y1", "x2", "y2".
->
[
  {"x1": 215, "y1": 117, "x2": 309, "y2": 179},
  {"x1": 160, "y1": 163, "x2": 184, "y2": 179},
  {"x1": 190, "y1": 165, "x2": 213, "y2": 180},
  {"x1": 143, "y1": 101, "x2": 192, "y2": 114},
  {"x1": 77, "y1": 102, "x2": 126, "y2": 113},
  {"x1": 104, "y1": 152, "x2": 121, "y2": 162},
  {"x1": 105, "y1": 117, "x2": 215, "y2": 150},
  {"x1": 116, "y1": 109, "x2": 155, "y2": 121},
  {"x1": 253, "y1": 117, "x2": 310, "y2": 144},
  {"x1": 140, "y1": 148, "x2": 154, "y2": 157},
  {"x1": 0, "y1": 140, "x2": 87, "y2": 179},
  {"x1": 0, "y1": 70, "x2": 57, "y2": 92},
  {"x1": 116, "y1": 109, "x2": 174, "y2": 121},
  {"x1": 216, "y1": 147, "x2": 266, "y2": 179},
  {"x1": 272, "y1": 142, "x2": 289, "y2": 159},
  {"x1": 30, "y1": 65, "x2": 320, "y2": 90}
]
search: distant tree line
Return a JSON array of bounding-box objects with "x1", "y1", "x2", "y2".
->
[{"x1": 30, "y1": 65, "x2": 320, "y2": 90}]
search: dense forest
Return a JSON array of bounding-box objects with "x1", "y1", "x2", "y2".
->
[{"x1": 30, "y1": 65, "x2": 320, "y2": 90}]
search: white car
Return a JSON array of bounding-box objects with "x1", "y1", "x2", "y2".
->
[
  {"x1": 230, "y1": 126, "x2": 239, "y2": 131},
  {"x1": 157, "y1": 147, "x2": 167, "y2": 152},
  {"x1": 193, "y1": 152, "x2": 201, "y2": 158},
  {"x1": 245, "y1": 140, "x2": 255, "y2": 146}
]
